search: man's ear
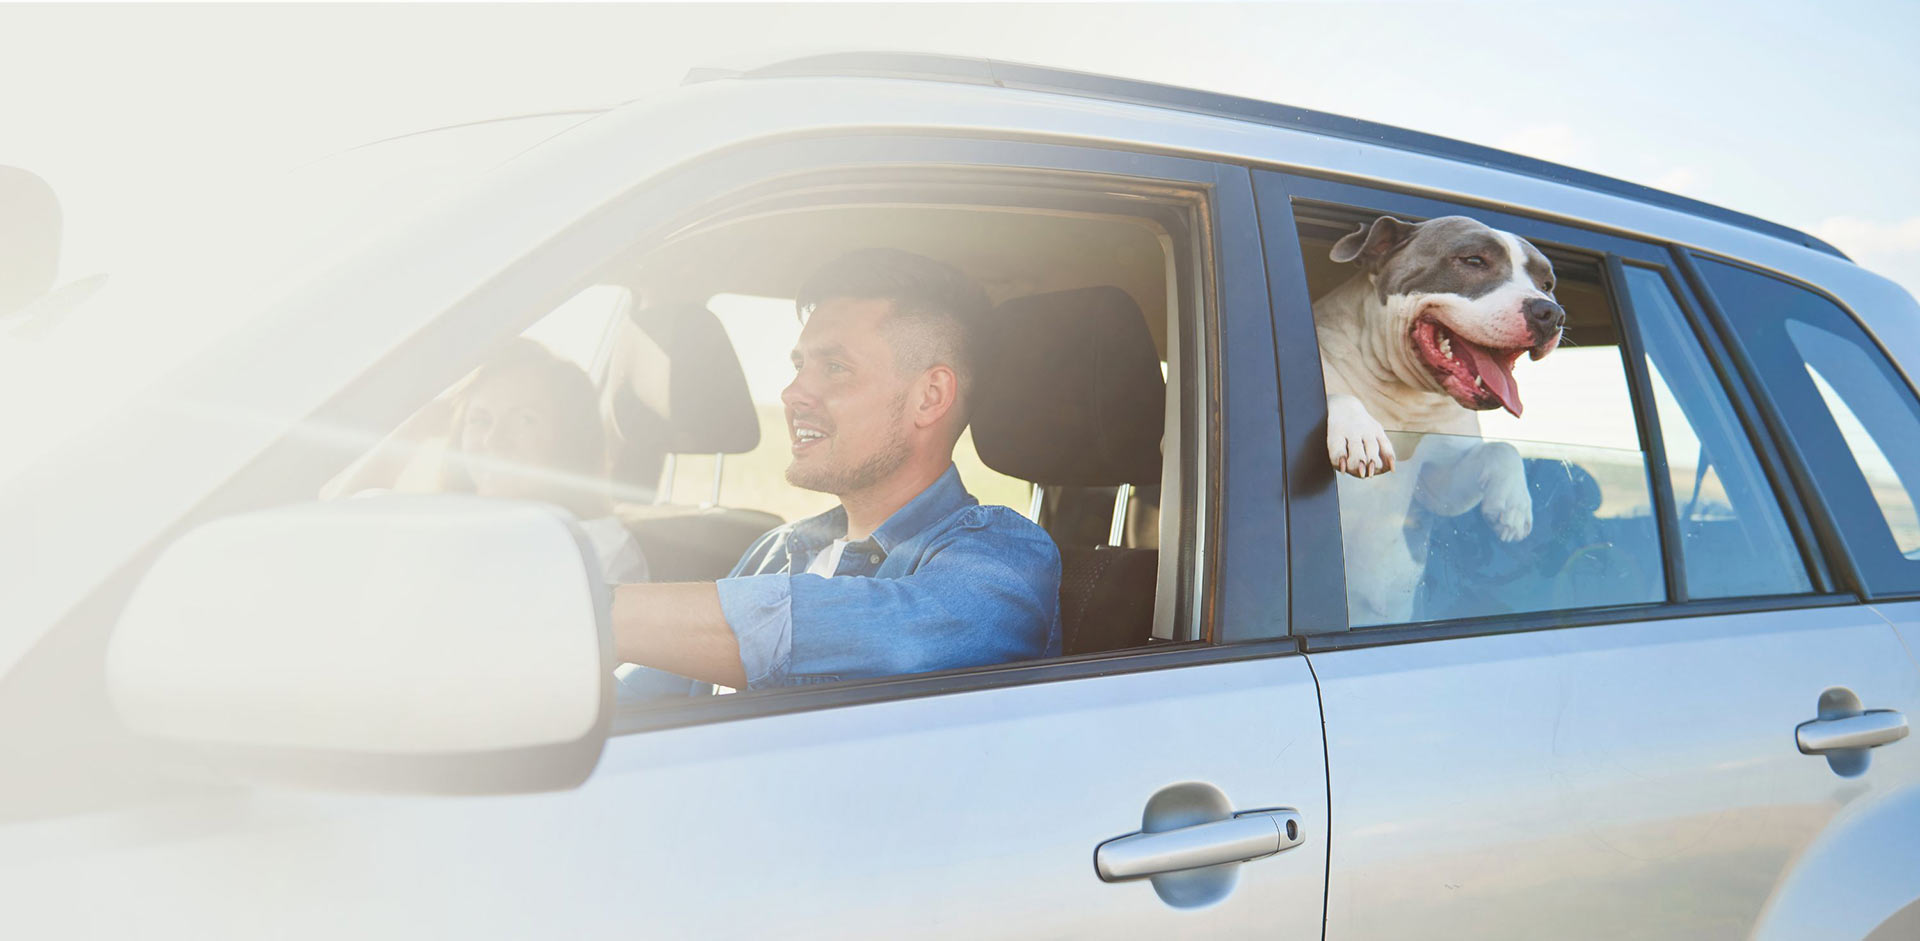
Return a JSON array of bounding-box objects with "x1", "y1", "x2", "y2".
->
[
  {"x1": 911, "y1": 364, "x2": 961, "y2": 431},
  {"x1": 1330, "y1": 216, "x2": 1418, "y2": 268}
]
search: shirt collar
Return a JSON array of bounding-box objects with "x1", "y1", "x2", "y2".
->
[{"x1": 787, "y1": 464, "x2": 976, "y2": 557}]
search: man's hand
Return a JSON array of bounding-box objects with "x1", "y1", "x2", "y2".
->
[{"x1": 611, "y1": 582, "x2": 749, "y2": 689}]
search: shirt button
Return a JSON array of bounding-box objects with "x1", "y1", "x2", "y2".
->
[{"x1": 868, "y1": 553, "x2": 882, "y2": 565}]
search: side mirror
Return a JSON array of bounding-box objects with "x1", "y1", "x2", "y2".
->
[{"x1": 107, "y1": 495, "x2": 612, "y2": 795}]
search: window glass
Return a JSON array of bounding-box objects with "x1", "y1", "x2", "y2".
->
[
  {"x1": 1294, "y1": 212, "x2": 1663, "y2": 628},
  {"x1": 522, "y1": 284, "x2": 630, "y2": 379},
  {"x1": 1621, "y1": 265, "x2": 1810, "y2": 596},
  {"x1": 321, "y1": 288, "x2": 646, "y2": 584},
  {"x1": 1699, "y1": 257, "x2": 1920, "y2": 575},
  {"x1": 1792, "y1": 326, "x2": 1920, "y2": 555},
  {"x1": 0, "y1": 113, "x2": 599, "y2": 486}
]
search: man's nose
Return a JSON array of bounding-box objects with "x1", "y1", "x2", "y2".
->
[
  {"x1": 781, "y1": 373, "x2": 814, "y2": 409},
  {"x1": 1524, "y1": 297, "x2": 1565, "y2": 343}
]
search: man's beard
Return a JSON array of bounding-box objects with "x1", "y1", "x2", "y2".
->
[{"x1": 785, "y1": 397, "x2": 912, "y2": 496}]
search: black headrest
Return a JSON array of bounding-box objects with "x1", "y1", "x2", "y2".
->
[
  {"x1": 973, "y1": 286, "x2": 1164, "y2": 486},
  {"x1": 606, "y1": 303, "x2": 759, "y2": 456}
]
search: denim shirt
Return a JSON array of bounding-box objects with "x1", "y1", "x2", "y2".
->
[{"x1": 713, "y1": 464, "x2": 1063, "y2": 690}]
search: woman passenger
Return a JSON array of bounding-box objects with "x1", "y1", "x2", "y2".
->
[{"x1": 328, "y1": 338, "x2": 648, "y2": 584}]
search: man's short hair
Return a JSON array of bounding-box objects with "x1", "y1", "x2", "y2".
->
[{"x1": 795, "y1": 248, "x2": 990, "y2": 404}]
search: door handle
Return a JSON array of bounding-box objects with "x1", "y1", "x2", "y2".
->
[
  {"x1": 1095, "y1": 809, "x2": 1303, "y2": 882},
  {"x1": 1797, "y1": 710, "x2": 1908, "y2": 754}
]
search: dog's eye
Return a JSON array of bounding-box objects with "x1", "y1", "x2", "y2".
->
[{"x1": 1461, "y1": 255, "x2": 1488, "y2": 268}]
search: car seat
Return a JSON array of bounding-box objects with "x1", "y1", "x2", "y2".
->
[
  {"x1": 973, "y1": 286, "x2": 1165, "y2": 655},
  {"x1": 604, "y1": 301, "x2": 781, "y2": 581},
  {"x1": 1415, "y1": 457, "x2": 1663, "y2": 620}
]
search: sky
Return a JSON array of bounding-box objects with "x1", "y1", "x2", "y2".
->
[{"x1": 1, "y1": 1, "x2": 1917, "y2": 296}]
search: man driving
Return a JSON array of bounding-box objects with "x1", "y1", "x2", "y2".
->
[{"x1": 612, "y1": 248, "x2": 1063, "y2": 689}]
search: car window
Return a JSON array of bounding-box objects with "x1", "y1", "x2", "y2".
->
[
  {"x1": 319, "y1": 172, "x2": 1215, "y2": 702},
  {"x1": 1621, "y1": 264, "x2": 1811, "y2": 597},
  {"x1": 320, "y1": 285, "x2": 635, "y2": 543},
  {"x1": 1695, "y1": 256, "x2": 1920, "y2": 586},
  {"x1": 1292, "y1": 208, "x2": 1667, "y2": 628},
  {"x1": 1791, "y1": 328, "x2": 1920, "y2": 556}
]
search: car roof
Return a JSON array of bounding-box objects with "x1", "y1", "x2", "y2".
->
[{"x1": 702, "y1": 52, "x2": 1846, "y2": 261}]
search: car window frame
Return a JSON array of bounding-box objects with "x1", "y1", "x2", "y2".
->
[
  {"x1": 1680, "y1": 249, "x2": 1920, "y2": 599},
  {"x1": 599, "y1": 139, "x2": 1295, "y2": 733},
  {"x1": 1253, "y1": 170, "x2": 1849, "y2": 650},
  {"x1": 71, "y1": 133, "x2": 1306, "y2": 743}
]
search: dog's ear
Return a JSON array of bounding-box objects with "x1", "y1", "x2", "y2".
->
[{"x1": 1330, "y1": 216, "x2": 1418, "y2": 267}]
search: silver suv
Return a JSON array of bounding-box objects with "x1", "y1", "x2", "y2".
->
[{"x1": 6, "y1": 53, "x2": 1919, "y2": 939}]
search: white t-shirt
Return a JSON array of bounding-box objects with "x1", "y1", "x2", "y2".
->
[{"x1": 805, "y1": 538, "x2": 851, "y2": 578}]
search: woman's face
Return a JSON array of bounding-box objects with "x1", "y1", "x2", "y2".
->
[{"x1": 458, "y1": 365, "x2": 563, "y2": 501}]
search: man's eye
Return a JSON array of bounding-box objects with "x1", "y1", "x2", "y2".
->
[
  {"x1": 1462, "y1": 255, "x2": 1488, "y2": 268},
  {"x1": 826, "y1": 362, "x2": 848, "y2": 375}
]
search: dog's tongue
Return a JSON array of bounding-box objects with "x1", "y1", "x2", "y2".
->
[{"x1": 1464, "y1": 342, "x2": 1523, "y2": 417}]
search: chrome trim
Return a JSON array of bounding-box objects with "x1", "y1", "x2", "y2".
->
[
  {"x1": 1108, "y1": 482, "x2": 1132, "y2": 547},
  {"x1": 1095, "y1": 809, "x2": 1304, "y2": 882},
  {"x1": 655, "y1": 453, "x2": 677, "y2": 505},
  {"x1": 1797, "y1": 710, "x2": 1909, "y2": 753}
]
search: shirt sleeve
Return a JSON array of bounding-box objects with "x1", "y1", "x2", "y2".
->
[
  {"x1": 712, "y1": 573, "x2": 798, "y2": 689},
  {"x1": 717, "y1": 506, "x2": 1061, "y2": 689}
]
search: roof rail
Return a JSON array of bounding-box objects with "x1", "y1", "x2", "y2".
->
[{"x1": 700, "y1": 52, "x2": 1846, "y2": 260}]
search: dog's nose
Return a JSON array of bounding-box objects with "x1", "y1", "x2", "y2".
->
[{"x1": 1524, "y1": 297, "x2": 1565, "y2": 341}]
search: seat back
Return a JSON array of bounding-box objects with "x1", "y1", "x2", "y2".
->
[
  {"x1": 603, "y1": 302, "x2": 774, "y2": 579},
  {"x1": 974, "y1": 286, "x2": 1165, "y2": 655}
]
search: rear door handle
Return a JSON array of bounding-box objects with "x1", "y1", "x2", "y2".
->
[
  {"x1": 1797, "y1": 710, "x2": 1908, "y2": 754},
  {"x1": 1095, "y1": 809, "x2": 1303, "y2": 882}
]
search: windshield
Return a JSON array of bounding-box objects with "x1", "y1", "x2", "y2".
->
[{"x1": 0, "y1": 111, "x2": 600, "y2": 482}]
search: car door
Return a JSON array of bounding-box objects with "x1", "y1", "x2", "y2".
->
[
  {"x1": 0, "y1": 126, "x2": 1330, "y2": 938},
  {"x1": 1257, "y1": 170, "x2": 1920, "y2": 940}
]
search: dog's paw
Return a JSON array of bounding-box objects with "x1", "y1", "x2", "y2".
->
[
  {"x1": 1479, "y1": 467, "x2": 1533, "y2": 542},
  {"x1": 1328, "y1": 396, "x2": 1396, "y2": 478}
]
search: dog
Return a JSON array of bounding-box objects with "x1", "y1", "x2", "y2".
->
[{"x1": 1313, "y1": 215, "x2": 1565, "y2": 625}]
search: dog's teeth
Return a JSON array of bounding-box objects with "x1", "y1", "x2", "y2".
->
[{"x1": 1440, "y1": 337, "x2": 1452, "y2": 358}]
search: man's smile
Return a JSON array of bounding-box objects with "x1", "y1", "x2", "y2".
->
[{"x1": 790, "y1": 417, "x2": 831, "y2": 454}]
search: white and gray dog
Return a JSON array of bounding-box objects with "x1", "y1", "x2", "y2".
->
[{"x1": 1314, "y1": 215, "x2": 1565, "y2": 624}]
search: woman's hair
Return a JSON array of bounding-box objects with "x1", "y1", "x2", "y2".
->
[{"x1": 441, "y1": 338, "x2": 613, "y2": 518}]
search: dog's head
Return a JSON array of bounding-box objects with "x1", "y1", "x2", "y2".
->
[{"x1": 1331, "y1": 215, "x2": 1564, "y2": 416}]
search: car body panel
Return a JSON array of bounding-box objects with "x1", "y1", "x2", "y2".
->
[
  {"x1": 1310, "y1": 604, "x2": 1920, "y2": 939},
  {"x1": 0, "y1": 658, "x2": 1329, "y2": 939}
]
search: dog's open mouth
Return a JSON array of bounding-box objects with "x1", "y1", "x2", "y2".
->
[{"x1": 1411, "y1": 316, "x2": 1527, "y2": 416}]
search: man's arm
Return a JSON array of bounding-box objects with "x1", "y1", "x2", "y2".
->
[
  {"x1": 719, "y1": 506, "x2": 1061, "y2": 687},
  {"x1": 610, "y1": 582, "x2": 748, "y2": 689},
  {"x1": 611, "y1": 507, "x2": 1060, "y2": 691}
]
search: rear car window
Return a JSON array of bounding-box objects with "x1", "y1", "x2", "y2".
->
[
  {"x1": 1696, "y1": 256, "x2": 1920, "y2": 591},
  {"x1": 1292, "y1": 208, "x2": 1663, "y2": 628},
  {"x1": 1621, "y1": 264, "x2": 1810, "y2": 598}
]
